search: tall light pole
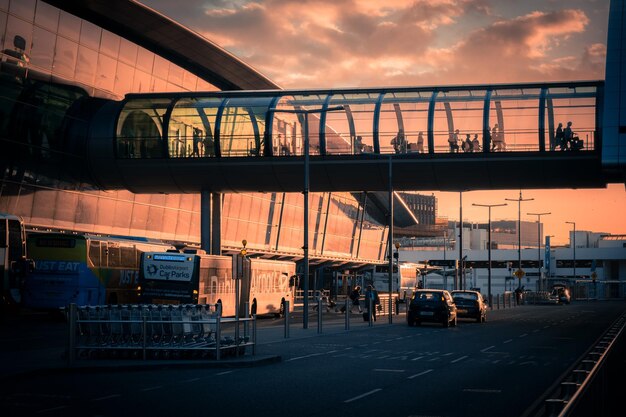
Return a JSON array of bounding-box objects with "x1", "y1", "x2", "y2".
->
[
  {"x1": 566, "y1": 221, "x2": 576, "y2": 280},
  {"x1": 528, "y1": 212, "x2": 551, "y2": 291},
  {"x1": 473, "y1": 202, "x2": 507, "y2": 308},
  {"x1": 270, "y1": 105, "x2": 344, "y2": 329},
  {"x1": 505, "y1": 191, "x2": 534, "y2": 290}
]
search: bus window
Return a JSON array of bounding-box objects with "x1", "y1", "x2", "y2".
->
[
  {"x1": 120, "y1": 246, "x2": 136, "y2": 268},
  {"x1": 89, "y1": 240, "x2": 101, "y2": 268},
  {"x1": 108, "y1": 245, "x2": 120, "y2": 267}
]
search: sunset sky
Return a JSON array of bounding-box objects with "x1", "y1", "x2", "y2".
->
[{"x1": 141, "y1": 0, "x2": 624, "y2": 245}]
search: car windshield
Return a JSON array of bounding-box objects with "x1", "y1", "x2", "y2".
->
[
  {"x1": 415, "y1": 292, "x2": 442, "y2": 301},
  {"x1": 452, "y1": 292, "x2": 478, "y2": 301}
]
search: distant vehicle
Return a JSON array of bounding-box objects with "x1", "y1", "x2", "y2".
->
[
  {"x1": 451, "y1": 290, "x2": 487, "y2": 323},
  {"x1": 138, "y1": 252, "x2": 295, "y2": 317},
  {"x1": 22, "y1": 233, "x2": 174, "y2": 309},
  {"x1": 0, "y1": 213, "x2": 33, "y2": 309},
  {"x1": 550, "y1": 285, "x2": 571, "y2": 305},
  {"x1": 371, "y1": 262, "x2": 425, "y2": 301},
  {"x1": 407, "y1": 289, "x2": 457, "y2": 327}
]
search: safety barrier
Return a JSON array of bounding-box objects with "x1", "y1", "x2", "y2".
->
[
  {"x1": 523, "y1": 312, "x2": 626, "y2": 417},
  {"x1": 66, "y1": 303, "x2": 256, "y2": 365}
]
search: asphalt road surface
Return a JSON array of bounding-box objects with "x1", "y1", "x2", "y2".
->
[{"x1": 1, "y1": 301, "x2": 624, "y2": 417}]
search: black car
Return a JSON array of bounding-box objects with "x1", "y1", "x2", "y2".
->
[
  {"x1": 450, "y1": 290, "x2": 487, "y2": 323},
  {"x1": 407, "y1": 289, "x2": 457, "y2": 327}
]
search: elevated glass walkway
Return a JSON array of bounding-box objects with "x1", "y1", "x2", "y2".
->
[
  {"x1": 116, "y1": 81, "x2": 600, "y2": 158},
  {"x1": 87, "y1": 80, "x2": 614, "y2": 193}
]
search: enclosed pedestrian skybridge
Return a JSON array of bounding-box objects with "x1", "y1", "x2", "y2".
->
[{"x1": 86, "y1": 80, "x2": 617, "y2": 193}]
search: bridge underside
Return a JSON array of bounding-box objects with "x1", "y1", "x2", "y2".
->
[{"x1": 105, "y1": 152, "x2": 609, "y2": 194}]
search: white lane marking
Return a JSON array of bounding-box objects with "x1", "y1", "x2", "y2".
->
[
  {"x1": 463, "y1": 388, "x2": 501, "y2": 393},
  {"x1": 344, "y1": 388, "x2": 383, "y2": 403},
  {"x1": 503, "y1": 339, "x2": 513, "y2": 344},
  {"x1": 140, "y1": 386, "x2": 163, "y2": 392},
  {"x1": 407, "y1": 369, "x2": 433, "y2": 379},
  {"x1": 533, "y1": 329, "x2": 540, "y2": 333},
  {"x1": 481, "y1": 346, "x2": 495, "y2": 353},
  {"x1": 373, "y1": 369, "x2": 405, "y2": 373},
  {"x1": 442, "y1": 353, "x2": 454, "y2": 356},
  {"x1": 411, "y1": 356, "x2": 425, "y2": 361},
  {"x1": 451, "y1": 355, "x2": 468, "y2": 364},
  {"x1": 216, "y1": 371, "x2": 234, "y2": 376},
  {"x1": 519, "y1": 333, "x2": 528, "y2": 338},
  {"x1": 181, "y1": 378, "x2": 200, "y2": 383},
  {"x1": 286, "y1": 352, "x2": 325, "y2": 362},
  {"x1": 543, "y1": 325, "x2": 550, "y2": 329},
  {"x1": 36, "y1": 406, "x2": 67, "y2": 414},
  {"x1": 91, "y1": 394, "x2": 121, "y2": 401}
]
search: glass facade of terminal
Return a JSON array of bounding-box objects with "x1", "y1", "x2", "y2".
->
[{"x1": 0, "y1": 0, "x2": 389, "y2": 263}]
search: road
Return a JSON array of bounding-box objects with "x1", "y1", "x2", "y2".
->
[{"x1": 1, "y1": 301, "x2": 624, "y2": 417}]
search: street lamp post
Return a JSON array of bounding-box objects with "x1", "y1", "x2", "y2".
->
[
  {"x1": 473, "y1": 203, "x2": 507, "y2": 308},
  {"x1": 528, "y1": 212, "x2": 551, "y2": 291},
  {"x1": 270, "y1": 105, "x2": 344, "y2": 329},
  {"x1": 566, "y1": 221, "x2": 576, "y2": 280},
  {"x1": 505, "y1": 191, "x2": 534, "y2": 290}
]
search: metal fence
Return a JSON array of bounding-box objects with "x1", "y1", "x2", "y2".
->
[{"x1": 66, "y1": 303, "x2": 256, "y2": 365}]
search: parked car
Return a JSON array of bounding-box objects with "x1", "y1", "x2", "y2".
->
[
  {"x1": 407, "y1": 289, "x2": 457, "y2": 327},
  {"x1": 451, "y1": 290, "x2": 487, "y2": 323},
  {"x1": 549, "y1": 285, "x2": 571, "y2": 305}
]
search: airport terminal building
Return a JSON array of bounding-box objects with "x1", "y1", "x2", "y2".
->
[{"x1": 0, "y1": 0, "x2": 414, "y2": 282}]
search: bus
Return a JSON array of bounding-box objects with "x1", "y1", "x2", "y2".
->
[
  {"x1": 22, "y1": 233, "x2": 174, "y2": 309},
  {"x1": 1, "y1": 213, "x2": 32, "y2": 310},
  {"x1": 371, "y1": 262, "x2": 426, "y2": 300},
  {"x1": 138, "y1": 251, "x2": 295, "y2": 317}
]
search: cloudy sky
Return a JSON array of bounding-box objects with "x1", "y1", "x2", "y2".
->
[{"x1": 141, "y1": 0, "x2": 623, "y2": 245}]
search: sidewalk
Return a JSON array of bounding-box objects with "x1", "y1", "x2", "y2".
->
[{"x1": 0, "y1": 308, "x2": 394, "y2": 381}]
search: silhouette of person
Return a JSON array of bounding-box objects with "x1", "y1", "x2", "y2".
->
[
  {"x1": 448, "y1": 130, "x2": 459, "y2": 153},
  {"x1": 417, "y1": 131, "x2": 424, "y2": 153},
  {"x1": 555, "y1": 122, "x2": 564, "y2": 151},
  {"x1": 365, "y1": 284, "x2": 380, "y2": 322},
  {"x1": 563, "y1": 121, "x2": 573, "y2": 151},
  {"x1": 391, "y1": 129, "x2": 407, "y2": 154},
  {"x1": 472, "y1": 134, "x2": 481, "y2": 152},
  {"x1": 463, "y1": 134, "x2": 472, "y2": 152},
  {"x1": 354, "y1": 135, "x2": 364, "y2": 154}
]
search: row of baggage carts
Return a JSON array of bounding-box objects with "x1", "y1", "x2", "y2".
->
[{"x1": 67, "y1": 304, "x2": 255, "y2": 361}]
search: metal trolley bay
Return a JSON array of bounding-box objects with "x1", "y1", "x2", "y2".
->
[{"x1": 66, "y1": 303, "x2": 256, "y2": 364}]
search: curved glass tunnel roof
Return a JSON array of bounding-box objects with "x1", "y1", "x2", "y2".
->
[
  {"x1": 87, "y1": 80, "x2": 612, "y2": 193},
  {"x1": 115, "y1": 81, "x2": 601, "y2": 159}
]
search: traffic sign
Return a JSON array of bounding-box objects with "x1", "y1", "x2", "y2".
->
[{"x1": 513, "y1": 269, "x2": 525, "y2": 279}]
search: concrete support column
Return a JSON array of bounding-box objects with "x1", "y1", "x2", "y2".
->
[{"x1": 201, "y1": 190, "x2": 222, "y2": 255}]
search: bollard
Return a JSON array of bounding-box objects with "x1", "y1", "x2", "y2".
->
[
  {"x1": 344, "y1": 299, "x2": 350, "y2": 330},
  {"x1": 252, "y1": 314, "x2": 257, "y2": 356},
  {"x1": 244, "y1": 301, "x2": 250, "y2": 340},
  {"x1": 317, "y1": 298, "x2": 323, "y2": 334},
  {"x1": 215, "y1": 316, "x2": 221, "y2": 361},
  {"x1": 497, "y1": 295, "x2": 500, "y2": 310},
  {"x1": 284, "y1": 301, "x2": 290, "y2": 338},
  {"x1": 67, "y1": 303, "x2": 76, "y2": 367}
]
